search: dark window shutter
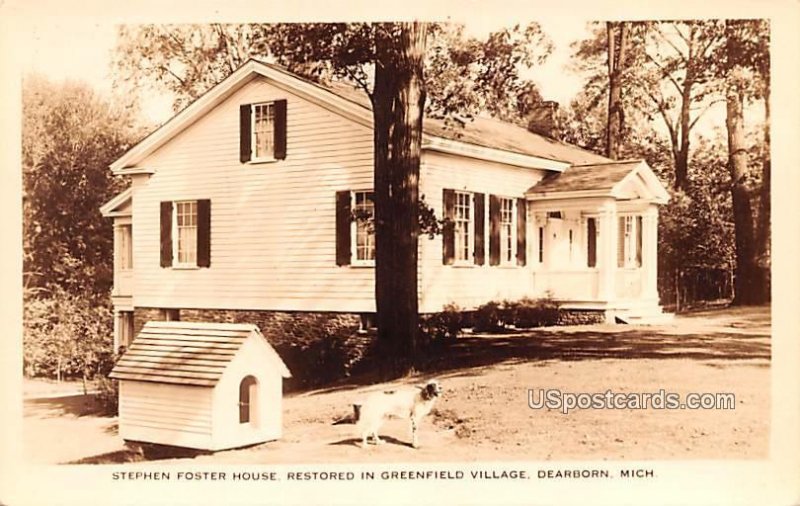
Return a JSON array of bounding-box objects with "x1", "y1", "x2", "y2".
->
[
  {"x1": 587, "y1": 218, "x2": 597, "y2": 268},
  {"x1": 473, "y1": 193, "x2": 485, "y2": 265},
  {"x1": 273, "y1": 99, "x2": 287, "y2": 160},
  {"x1": 239, "y1": 104, "x2": 251, "y2": 163},
  {"x1": 442, "y1": 189, "x2": 456, "y2": 265},
  {"x1": 160, "y1": 201, "x2": 173, "y2": 267},
  {"x1": 516, "y1": 198, "x2": 527, "y2": 266},
  {"x1": 335, "y1": 191, "x2": 351, "y2": 266},
  {"x1": 488, "y1": 194, "x2": 501, "y2": 266},
  {"x1": 197, "y1": 199, "x2": 211, "y2": 268},
  {"x1": 636, "y1": 215, "x2": 643, "y2": 267},
  {"x1": 618, "y1": 217, "x2": 626, "y2": 267}
]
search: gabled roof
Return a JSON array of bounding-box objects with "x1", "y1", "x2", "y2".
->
[
  {"x1": 99, "y1": 187, "x2": 132, "y2": 217},
  {"x1": 110, "y1": 321, "x2": 291, "y2": 387},
  {"x1": 526, "y1": 159, "x2": 670, "y2": 203},
  {"x1": 320, "y1": 79, "x2": 610, "y2": 166},
  {"x1": 110, "y1": 59, "x2": 608, "y2": 173}
]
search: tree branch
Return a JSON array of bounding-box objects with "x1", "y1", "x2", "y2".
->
[
  {"x1": 643, "y1": 87, "x2": 677, "y2": 145},
  {"x1": 653, "y1": 25, "x2": 689, "y2": 65},
  {"x1": 688, "y1": 98, "x2": 725, "y2": 130},
  {"x1": 644, "y1": 51, "x2": 683, "y2": 95},
  {"x1": 343, "y1": 65, "x2": 372, "y2": 98}
]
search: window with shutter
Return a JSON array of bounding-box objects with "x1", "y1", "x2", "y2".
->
[
  {"x1": 488, "y1": 194, "x2": 501, "y2": 266},
  {"x1": 455, "y1": 191, "x2": 475, "y2": 264},
  {"x1": 352, "y1": 191, "x2": 375, "y2": 265},
  {"x1": 636, "y1": 215, "x2": 643, "y2": 267},
  {"x1": 538, "y1": 226, "x2": 545, "y2": 264},
  {"x1": 160, "y1": 199, "x2": 211, "y2": 268},
  {"x1": 473, "y1": 193, "x2": 485, "y2": 265},
  {"x1": 335, "y1": 191, "x2": 352, "y2": 266},
  {"x1": 516, "y1": 198, "x2": 527, "y2": 266},
  {"x1": 442, "y1": 189, "x2": 456, "y2": 265},
  {"x1": 242, "y1": 100, "x2": 287, "y2": 162},
  {"x1": 586, "y1": 218, "x2": 597, "y2": 268}
]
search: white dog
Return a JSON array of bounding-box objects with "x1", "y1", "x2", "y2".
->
[{"x1": 354, "y1": 380, "x2": 443, "y2": 449}]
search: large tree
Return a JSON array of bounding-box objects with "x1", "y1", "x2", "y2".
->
[
  {"x1": 114, "y1": 22, "x2": 551, "y2": 376},
  {"x1": 22, "y1": 76, "x2": 141, "y2": 379},
  {"x1": 605, "y1": 21, "x2": 633, "y2": 159},
  {"x1": 23, "y1": 75, "x2": 140, "y2": 299},
  {"x1": 718, "y1": 19, "x2": 770, "y2": 304}
]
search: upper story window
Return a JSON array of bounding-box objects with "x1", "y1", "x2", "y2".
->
[
  {"x1": 252, "y1": 102, "x2": 275, "y2": 161},
  {"x1": 454, "y1": 191, "x2": 473, "y2": 264},
  {"x1": 175, "y1": 201, "x2": 198, "y2": 266},
  {"x1": 499, "y1": 198, "x2": 516, "y2": 264},
  {"x1": 352, "y1": 191, "x2": 375, "y2": 265},
  {"x1": 240, "y1": 100, "x2": 287, "y2": 163}
]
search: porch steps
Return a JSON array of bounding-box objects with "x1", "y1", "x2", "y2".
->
[{"x1": 615, "y1": 307, "x2": 674, "y2": 325}]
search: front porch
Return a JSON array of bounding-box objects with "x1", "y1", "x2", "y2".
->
[{"x1": 525, "y1": 160, "x2": 670, "y2": 323}]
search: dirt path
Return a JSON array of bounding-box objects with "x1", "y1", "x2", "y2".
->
[{"x1": 24, "y1": 306, "x2": 770, "y2": 464}]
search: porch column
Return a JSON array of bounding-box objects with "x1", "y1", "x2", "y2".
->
[
  {"x1": 642, "y1": 206, "x2": 659, "y2": 300},
  {"x1": 597, "y1": 204, "x2": 617, "y2": 301}
]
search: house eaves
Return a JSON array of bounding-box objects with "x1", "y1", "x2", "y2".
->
[{"x1": 110, "y1": 59, "x2": 603, "y2": 175}]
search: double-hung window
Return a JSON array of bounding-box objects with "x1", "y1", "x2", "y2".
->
[
  {"x1": 175, "y1": 201, "x2": 198, "y2": 266},
  {"x1": 499, "y1": 197, "x2": 515, "y2": 264},
  {"x1": 118, "y1": 224, "x2": 133, "y2": 270},
  {"x1": 618, "y1": 215, "x2": 642, "y2": 268},
  {"x1": 252, "y1": 102, "x2": 275, "y2": 161},
  {"x1": 454, "y1": 191, "x2": 473, "y2": 264},
  {"x1": 352, "y1": 191, "x2": 375, "y2": 265}
]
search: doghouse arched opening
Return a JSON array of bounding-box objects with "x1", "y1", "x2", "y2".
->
[{"x1": 239, "y1": 375, "x2": 258, "y2": 425}]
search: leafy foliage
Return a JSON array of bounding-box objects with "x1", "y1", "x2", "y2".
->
[
  {"x1": 419, "y1": 303, "x2": 465, "y2": 344},
  {"x1": 22, "y1": 76, "x2": 141, "y2": 379},
  {"x1": 23, "y1": 286, "x2": 116, "y2": 381},
  {"x1": 113, "y1": 22, "x2": 552, "y2": 127},
  {"x1": 23, "y1": 76, "x2": 141, "y2": 298}
]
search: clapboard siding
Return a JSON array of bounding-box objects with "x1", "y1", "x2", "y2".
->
[
  {"x1": 118, "y1": 381, "x2": 214, "y2": 447},
  {"x1": 131, "y1": 77, "x2": 377, "y2": 312},
  {"x1": 418, "y1": 151, "x2": 548, "y2": 312}
]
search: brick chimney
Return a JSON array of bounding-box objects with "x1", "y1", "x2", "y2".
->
[{"x1": 527, "y1": 101, "x2": 560, "y2": 139}]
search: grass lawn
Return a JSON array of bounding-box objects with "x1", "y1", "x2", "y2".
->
[{"x1": 23, "y1": 305, "x2": 770, "y2": 464}]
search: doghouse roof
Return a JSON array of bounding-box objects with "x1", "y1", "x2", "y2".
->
[{"x1": 110, "y1": 321, "x2": 291, "y2": 387}]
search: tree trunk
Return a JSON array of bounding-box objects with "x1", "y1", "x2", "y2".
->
[
  {"x1": 754, "y1": 80, "x2": 771, "y2": 301},
  {"x1": 725, "y1": 81, "x2": 762, "y2": 305},
  {"x1": 606, "y1": 22, "x2": 630, "y2": 160},
  {"x1": 372, "y1": 22, "x2": 428, "y2": 378},
  {"x1": 674, "y1": 78, "x2": 693, "y2": 190}
]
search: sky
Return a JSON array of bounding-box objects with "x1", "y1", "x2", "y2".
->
[{"x1": 19, "y1": 18, "x2": 592, "y2": 126}]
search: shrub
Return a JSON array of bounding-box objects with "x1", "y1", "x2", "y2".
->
[
  {"x1": 420, "y1": 303, "x2": 464, "y2": 344},
  {"x1": 276, "y1": 330, "x2": 375, "y2": 390},
  {"x1": 472, "y1": 301, "x2": 505, "y2": 333},
  {"x1": 94, "y1": 376, "x2": 119, "y2": 416},
  {"x1": 510, "y1": 296, "x2": 561, "y2": 328}
]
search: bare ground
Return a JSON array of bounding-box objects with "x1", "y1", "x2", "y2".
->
[{"x1": 24, "y1": 305, "x2": 770, "y2": 465}]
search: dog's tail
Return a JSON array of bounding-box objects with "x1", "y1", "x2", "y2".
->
[{"x1": 331, "y1": 404, "x2": 361, "y2": 425}]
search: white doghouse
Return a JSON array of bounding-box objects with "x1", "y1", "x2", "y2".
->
[{"x1": 110, "y1": 321, "x2": 291, "y2": 451}]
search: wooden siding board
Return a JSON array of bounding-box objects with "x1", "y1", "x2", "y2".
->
[{"x1": 132, "y1": 77, "x2": 377, "y2": 312}]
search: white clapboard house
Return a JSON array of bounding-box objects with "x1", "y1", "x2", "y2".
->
[
  {"x1": 109, "y1": 321, "x2": 291, "y2": 451},
  {"x1": 100, "y1": 58, "x2": 671, "y2": 354}
]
